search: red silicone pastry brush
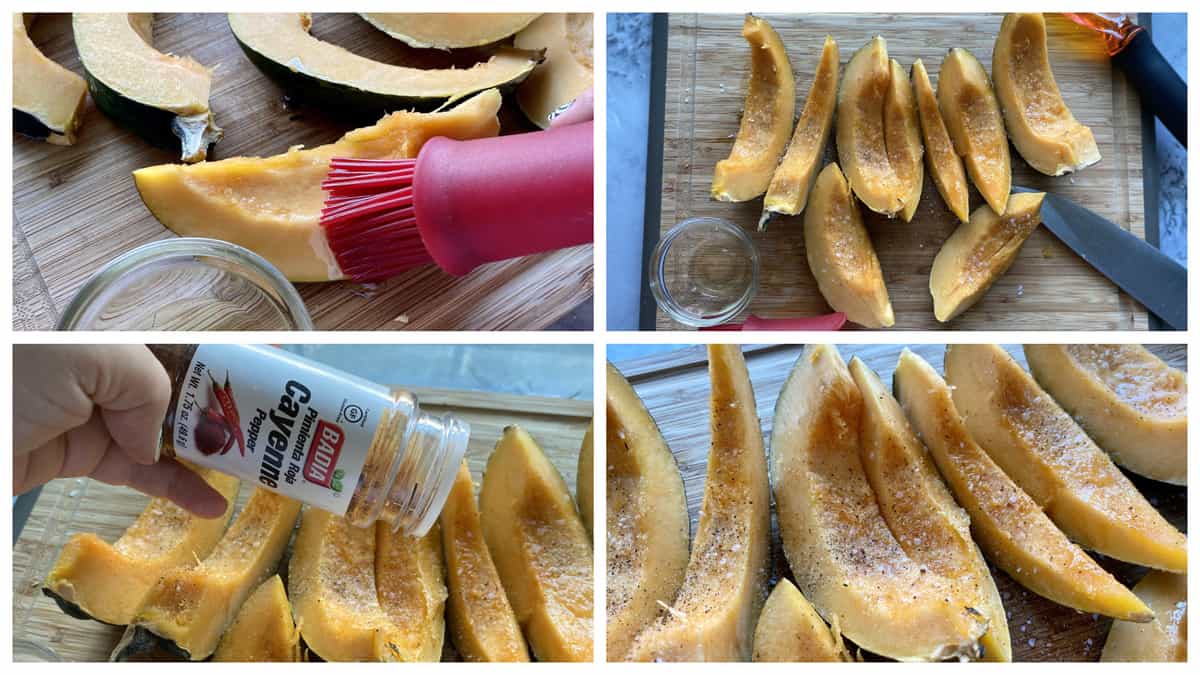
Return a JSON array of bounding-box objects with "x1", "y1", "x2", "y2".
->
[{"x1": 320, "y1": 120, "x2": 593, "y2": 281}]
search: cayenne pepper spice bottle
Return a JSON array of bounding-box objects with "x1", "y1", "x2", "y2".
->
[{"x1": 148, "y1": 345, "x2": 468, "y2": 535}]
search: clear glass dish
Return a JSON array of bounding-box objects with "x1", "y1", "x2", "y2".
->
[{"x1": 649, "y1": 217, "x2": 759, "y2": 327}]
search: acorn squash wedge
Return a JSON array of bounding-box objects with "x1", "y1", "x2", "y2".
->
[
  {"x1": 72, "y1": 13, "x2": 221, "y2": 162},
  {"x1": 440, "y1": 461, "x2": 530, "y2": 662},
  {"x1": 228, "y1": 13, "x2": 540, "y2": 116},
  {"x1": 945, "y1": 344, "x2": 1188, "y2": 573},
  {"x1": 132, "y1": 89, "x2": 501, "y2": 282},
  {"x1": 114, "y1": 489, "x2": 301, "y2": 661},
  {"x1": 752, "y1": 579, "x2": 851, "y2": 662},
  {"x1": 577, "y1": 420, "x2": 594, "y2": 539},
  {"x1": 1024, "y1": 344, "x2": 1187, "y2": 486},
  {"x1": 770, "y1": 345, "x2": 987, "y2": 662},
  {"x1": 761, "y1": 35, "x2": 839, "y2": 228},
  {"x1": 804, "y1": 163, "x2": 895, "y2": 328},
  {"x1": 894, "y1": 349, "x2": 1154, "y2": 621},
  {"x1": 606, "y1": 362, "x2": 689, "y2": 661},
  {"x1": 360, "y1": 13, "x2": 541, "y2": 50},
  {"x1": 374, "y1": 523, "x2": 447, "y2": 662},
  {"x1": 479, "y1": 426, "x2": 593, "y2": 662},
  {"x1": 911, "y1": 59, "x2": 970, "y2": 223},
  {"x1": 1101, "y1": 571, "x2": 1188, "y2": 662},
  {"x1": 993, "y1": 13, "x2": 1101, "y2": 176},
  {"x1": 711, "y1": 15, "x2": 795, "y2": 203},
  {"x1": 885, "y1": 58, "x2": 924, "y2": 222},
  {"x1": 938, "y1": 48, "x2": 1011, "y2": 215},
  {"x1": 514, "y1": 14, "x2": 593, "y2": 128},
  {"x1": 930, "y1": 192, "x2": 1044, "y2": 322},
  {"x1": 628, "y1": 345, "x2": 770, "y2": 662},
  {"x1": 13, "y1": 14, "x2": 88, "y2": 145},
  {"x1": 213, "y1": 575, "x2": 301, "y2": 662},
  {"x1": 43, "y1": 467, "x2": 240, "y2": 626},
  {"x1": 837, "y1": 36, "x2": 904, "y2": 217}
]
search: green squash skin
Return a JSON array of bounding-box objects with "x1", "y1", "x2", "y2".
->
[
  {"x1": 42, "y1": 587, "x2": 113, "y2": 625},
  {"x1": 111, "y1": 626, "x2": 193, "y2": 662},
  {"x1": 13, "y1": 108, "x2": 55, "y2": 142}
]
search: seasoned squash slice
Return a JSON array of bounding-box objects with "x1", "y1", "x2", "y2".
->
[
  {"x1": 117, "y1": 489, "x2": 301, "y2": 660},
  {"x1": 895, "y1": 350, "x2": 1154, "y2": 621},
  {"x1": 993, "y1": 13, "x2": 1101, "y2": 176},
  {"x1": 606, "y1": 363, "x2": 689, "y2": 661},
  {"x1": 213, "y1": 575, "x2": 301, "y2": 662},
  {"x1": 43, "y1": 467, "x2": 240, "y2": 626},
  {"x1": 930, "y1": 192, "x2": 1044, "y2": 322},
  {"x1": 228, "y1": 14, "x2": 541, "y2": 115},
  {"x1": 133, "y1": 90, "x2": 501, "y2": 282},
  {"x1": 752, "y1": 579, "x2": 850, "y2": 662},
  {"x1": 850, "y1": 357, "x2": 1011, "y2": 661},
  {"x1": 13, "y1": 14, "x2": 88, "y2": 145},
  {"x1": 515, "y1": 14, "x2": 594, "y2": 128},
  {"x1": 837, "y1": 37, "x2": 905, "y2": 216},
  {"x1": 911, "y1": 59, "x2": 970, "y2": 222},
  {"x1": 441, "y1": 461, "x2": 529, "y2": 662},
  {"x1": 374, "y1": 523, "x2": 447, "y2": 661},
  {"x1": 629, "y1": 345, "x2": 770, "y2": 662},
  {"x1": 761, "y1": 36, "x2": 839, "y2": 227},
  {"x1": 712, "y1": 15, "x2": 795, "y2": 202},
  {"x1": 938, "y1": 48, "x2": 1011, "y2": 215},
  {"x1": 1102, "y1": 572, "x2": 1188, "y2": 662},
  {"x1": 884, "y1": 59, "x2": 924, "y2": 222},
  {"x1": 479, "y1": 426, "x2": 593, "y2": 662},
  {"x1": 360, "y1": 13, "x2": 541, "y2": 49},
  {"x1": 945, "y1": 344, "x2": 1188, "y2": 573},
  {"x1": 577, "y1": 420, "x2": 594, "y2": 538},
  {"x1": 804, "y1": 163, "x2": 895, "y2": 328},
  {"x1": 770, "y1": 345, "x2": 987, "y2": 661},
  {"x1": 1024, "y1": 344, "x2": 1187, "y2": 486},
  {"x1": 73, "y1": 13, "x2": 221, "y2": 162}
]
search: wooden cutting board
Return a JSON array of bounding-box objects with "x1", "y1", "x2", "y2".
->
[
  {"x1": 13, "y1": 13, "x2": 592, "y2": 331},
  {"x1": 11, "y1": 386, "x2": 593, "y2": 662},
  {"x1": 657, "y1": 13, "x2": 1148, "y2": 330},
  {"x1": 614, "y1": 343, "x2": 1186, "y2": 662}
]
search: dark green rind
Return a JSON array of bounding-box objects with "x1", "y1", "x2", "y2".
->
[
  {"x1": 13, "y1": 108, "x2": 53, "y2": 142},
  {"x1": 358, "y1": 13, "x2": 536, "y2": 51},
  {"x1": 110, "y1": 625, "x2": 193, "y2": 662},
  {"x1": 41, "y1": 587, "x2": 113, "y2": 624}
]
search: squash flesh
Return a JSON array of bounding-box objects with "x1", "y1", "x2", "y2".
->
[
  {"x1": 803, "y1": 163, "x2": 894, "y2": 328},
  {"x1": 993, "y1": 13, "x2": 1101, "y2": 176},
  {"x1": 440, "y1": 461, "x2": 530, "y2": 662},
  {"x1": 213, "y1": 575, "x2": 301, "y2": 662},
  {"x1": 13, "y1": 14, "x2": 88, "y2": 145},
  {"x1": 1024, "y1": 344, "x2": 1187, "y2": 486},
  {"x1": 1101, "y1": 572, "x2": 1188, "y2": 662},
  {"x1": 850, "y1": 357, "x2": 1011, "y2": 661},
  {"x1": 770, "y1": 345, "x2": 987, "y2": 661},
  {"x1": 577, "y1": 420, "x2": 594, "y2": 539},
  {"x1": 752, "y1": 579, "x2": 850, "y2": 662},
  {"x1": 711, "y1": 15, "x2": 795, "y2": 202},
  {"x1": 132, "y1": 89, "x2": 502, "y2": 282},
  {"x1": 930, "y1": 192, "x2": 1044, "y2": 322},
  {"x1": 514, "y1": 14, "x2": 594, "y2": 128},
  {"x1": 945, "y1": 344, "x2": 1188, "y2": 573},
  {"x1": 374, "y1": 523, "x2": 447, "y2": 661},
  {"x1": 479, "y1": 426, "x2": 593, "y2": 662},
  {"x1": 884, "y1": 59, "x2": 924, "y2": 222},
  {"x1": 628, "y1": 345, "x2": 771, "y2": 661},
  {"x1": 360, "y1": 13, "x2": 541, "y2": 49},
  {"x1": 606, "y1": 363, "x2": 689, "y2": 661},
  {"x1": 761, "y1": 36, "x2": 839, "y2": 223},
  {"x1": 837, "y1": 37, "x2": 904, "y2": 216},
  {"x1": 894, "y1": 349, "x2": 1154, "y2": 621},
  {"x1": 43, "y1": 467, "x2": 240, "y2": 626},
  {"x1": 911, "y1": 59, "x2": 970, "y2": 222},
  {"x1": 938, "y1": 48, "x2": 1011, "y2": 215}
]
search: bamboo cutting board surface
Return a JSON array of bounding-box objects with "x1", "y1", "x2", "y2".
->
[
  {"x1": 658, "y1": 14, "x2": 1148, "y2": 330},
  {"x1": 13, "y1": 13, "x2": 592, "y2": 331},
  {"x1": 613, "y1": 343, "x2": 1186, "y2": 662},
  {"x1": 11, "y1": 386, "x2": 593, "y2": 661}
]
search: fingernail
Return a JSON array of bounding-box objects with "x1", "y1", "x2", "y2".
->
[
  {"x1": 547, "y1": 98, "x2": 576, "y2": 123},
  {"x1": 153, "y1": 428, "x2": 163, "y2": 463}
]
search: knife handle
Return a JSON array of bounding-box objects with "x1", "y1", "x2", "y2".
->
[{"x1": 1112, "y1": 30, "x2": 1186, "y2": 147}]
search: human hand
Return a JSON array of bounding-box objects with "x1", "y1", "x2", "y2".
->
[{"x1": 13, "y1": 345, "x2": 228, "y2": 517}]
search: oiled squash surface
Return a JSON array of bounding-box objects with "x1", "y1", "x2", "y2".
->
[
  {"x1": 213, "y1": 575, "x2": 301, "y2": 662},
  {"x1": 938, "y1": 48, "x2": 1011, "y2": 215}
]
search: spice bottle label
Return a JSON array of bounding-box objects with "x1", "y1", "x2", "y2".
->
[{"x1": 171, "y1": 345, "x2": 388, "y2": 515}]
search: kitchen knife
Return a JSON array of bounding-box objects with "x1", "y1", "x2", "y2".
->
[{"x1": 1014, "y1": 186, "x2": 1187, "y2": 329}]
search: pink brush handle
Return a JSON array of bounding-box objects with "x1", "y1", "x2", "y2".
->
[
  {"x1": 413, "y1": 120, "x2": 593, "y2": 276},
  {"x1": 699, "y1": 313, "x2": 847, "y2": 331}
]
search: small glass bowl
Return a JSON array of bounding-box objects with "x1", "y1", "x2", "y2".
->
[
  {"x1": 649, "y1": 217, "x2": 759, "y2": 327},
  {"x1": 57, "y1": 238, "x2": 314, "y2": 331}
]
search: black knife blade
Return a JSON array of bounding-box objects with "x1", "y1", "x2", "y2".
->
[{"x1": 1014, "y1": 186, "x2": 1187, "y2": 330}]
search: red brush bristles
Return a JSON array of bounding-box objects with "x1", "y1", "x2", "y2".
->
[{"x1": 320, "y1": 157, "x2": 433, "y2": 281}]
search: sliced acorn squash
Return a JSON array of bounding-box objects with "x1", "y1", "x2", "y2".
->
[
  {"x1": 440, "y1": 461, "x2": 530, "y2": 662},
  {"x1": 837, "y1": 36, "x2": 904, "y2": 217},
  {"x1": 938, "y1": 47, "x2": 1011, "y2": 215},
  {"x1": 911, "y1": 59, "x2": 970, "y2": 223},
  {"x1": 43, "y1": 467, "x2": 240, "y2": 626},
  {"x1": 577, "y1": 420, "x2": 594, "y2": 539},
  {"x1": 1101, "y1": 571, "x2": 1188, "y2": 662},
  {"x1": 993, "y1": 13, "x2": 1101, "y2": 176},
  {"x1": 13, "y1": 14, "x2": 88, "y2": 145},
  {"x1": 72, "y1": 13, "x2": 221, "y2": 162},
  {"x1": 114, "y1": 489, "x2": 301, "y2": 661},
  {"x1": 752, "y1": 579, "x2": 851, "y2": 662},
  {"x1": 213, "y1": 575, "x2": 302, "y2": 662},
  {"x1": 884, "y1": 58, "x2": 924, "y2": 222},
  {"x1": 374, "y1": 523, "x2": 447, "y2": 662},
  {"x1": 132, "y1": 89, "x2": 502, "y2": 282},
  {"x1": 361, "y1": 13, "x2": 541, "y2": 50},
  {"x1": 228, "y1": 13, "x2": 541, "y2": 115},
  {"x1": 514, "y1": 14, "x2": 594, "y2": 128}
]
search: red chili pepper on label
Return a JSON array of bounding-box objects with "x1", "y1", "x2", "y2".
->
[{"x1": 210, "y1": 372, "x2": 247, "y2": 456}]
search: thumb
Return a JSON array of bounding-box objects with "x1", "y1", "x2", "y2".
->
[{"x1": 75, "y1": 345, "x2": 172, "y2": 465}]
